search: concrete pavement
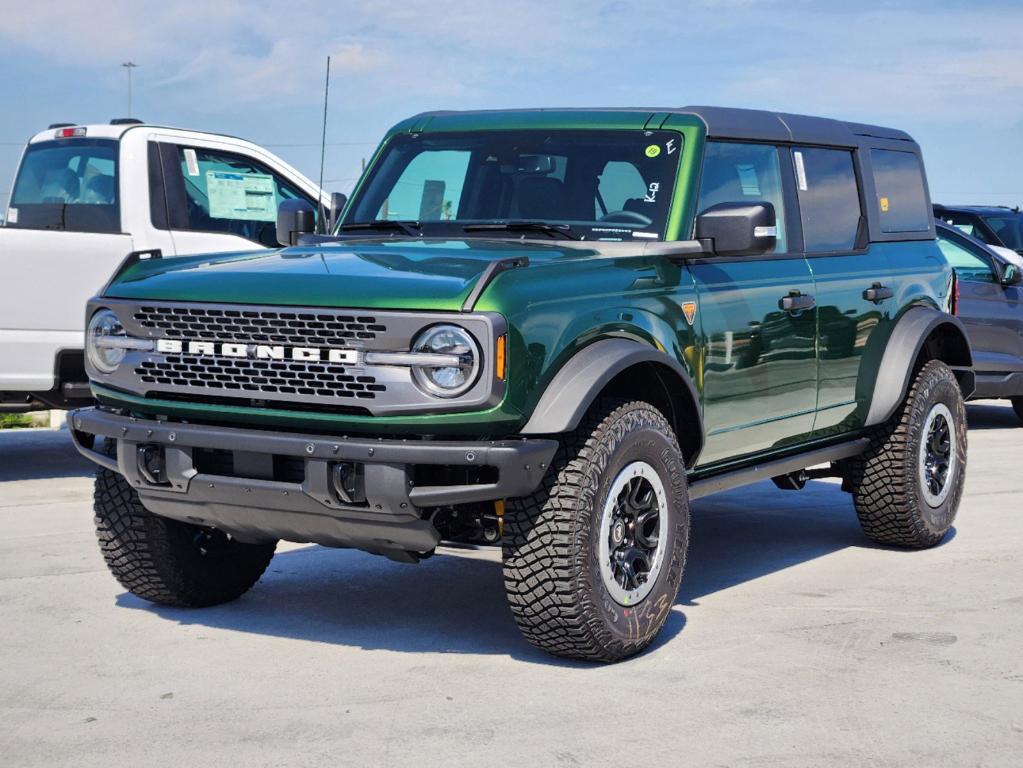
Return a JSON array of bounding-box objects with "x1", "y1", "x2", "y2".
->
[{"x1": 0, "y1": 402, "x2": 1021, "y2": 767}]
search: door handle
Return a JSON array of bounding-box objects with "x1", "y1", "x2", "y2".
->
[
  {"x1": 779, "y1": 291, "x2": 816, "y2": 312},
  {"x1": 863, "y1": 283, "x2": 894, "y2": 303}
]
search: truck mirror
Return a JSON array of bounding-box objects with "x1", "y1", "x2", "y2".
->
[
  {"x1": 277, "y1": 199, "x2": 316, "y2": 247},
  {"x1": 695, "y1": 201, "x2": 777, "y2": 257},
  {"x1": 1000, "y1": 262, "x2": 1022, "y2": 286},
  {"x1": 328, "y1": 192, "x2": 348, "y2": 231}
]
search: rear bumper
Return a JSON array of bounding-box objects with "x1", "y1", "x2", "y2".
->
[{"x1": 70, "y1": 407, "x2": 557, "y2": 558}]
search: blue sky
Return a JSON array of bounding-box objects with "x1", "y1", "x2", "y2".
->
[{"x1": 2, "y1": 0, "x2": 1022, "y2": 211}]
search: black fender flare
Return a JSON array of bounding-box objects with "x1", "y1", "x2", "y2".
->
[
  {"x1": 864, "y1": 307, "x2": 974, "y2": 426},
  {"x1": 520, "y1": 338, "x2": 704, "y2": 463}
]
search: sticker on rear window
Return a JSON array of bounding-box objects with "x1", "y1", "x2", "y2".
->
[{"x1": 6, "y1": 207, "x2": 16, "y2": 224}]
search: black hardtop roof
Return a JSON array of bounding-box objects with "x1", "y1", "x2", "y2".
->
[
  {"x1": 934, "y1": 203, "x2": 1022, "y2": 215},
  {"x1": 411, "y1": 105, "x2": 916, "y2": 146}
]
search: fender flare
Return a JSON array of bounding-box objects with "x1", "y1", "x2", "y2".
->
[
  {"x1": 864, "y1": 307, "x2": 974, "y2": 426},
  {"x1": 520, "y1": 338, "x2": 704, "y2": 461}
]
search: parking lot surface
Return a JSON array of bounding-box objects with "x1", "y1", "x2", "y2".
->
[{"x1": 1, "y1": 402, "x2": 1021, "y2": 767}]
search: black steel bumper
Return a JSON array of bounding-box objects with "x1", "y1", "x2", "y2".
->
[{"x1": 70, "y1": 407, "x2": 557, "y2": 558}]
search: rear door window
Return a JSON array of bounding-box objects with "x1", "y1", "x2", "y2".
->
[
  {"x1": 170, "y1": 146, "x2": 316, "y2": 246},
  {"x1": 792, "y1": 147, "x2": 862, "y2": 252},
  {"x1": 870, "y1": 149, "x2": 930, "y2": 233},
  {"x1": 8, "y1": 139, "x2": 119, "y2": 233}
]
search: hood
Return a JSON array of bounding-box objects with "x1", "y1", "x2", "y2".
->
[{"x1": 105, "y1": 238, "x2": 593, "y2": 311}]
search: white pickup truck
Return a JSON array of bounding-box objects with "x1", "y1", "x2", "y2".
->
[{"x1": 1, "y1": 120, "x2": 336, "y2": 412}]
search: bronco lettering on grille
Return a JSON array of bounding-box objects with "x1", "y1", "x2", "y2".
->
[{"x1": 154, "y1": 338, "x2": 359, "y2": 364}]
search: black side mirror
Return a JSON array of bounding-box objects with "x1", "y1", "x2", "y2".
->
[
  {"x1": 695, "y1": 201, "x2": 777, "y2": 257},
  {"x1": 328, "y1": 192, "x2": 348, "y2": 231},
  {"x1": 276, "y1": 199, "x2": 316, "y2": 246},
  {"x1": 1000, "y1": 262, "x2": 1023, "y2": 286}
]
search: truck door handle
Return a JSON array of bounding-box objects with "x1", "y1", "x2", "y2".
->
[
  {"x1": 863, "y1": 283, "x2": 894, "y2": 303},
  {"x1": 778, "y1": 291, "x2": 816, "y2": 312}
]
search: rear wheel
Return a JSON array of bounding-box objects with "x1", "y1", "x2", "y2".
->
[
  {"x1": 844, "y1": 360, "x2": 967, "y2": 548},
  {"x1": 1011, "y1": 396, "x2": 1023, "y2": 425},
  {"x1": 94, "y1": 441, "x2": 277, "y2": 607},
  {"x1": 502, "y1": 400, "x2": 689, "y2": 662}
]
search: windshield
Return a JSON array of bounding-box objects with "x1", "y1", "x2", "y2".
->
[
  {"x1": 981, "y1": 213, "x2": 1023, "y2": 251},
  {"x1": 344, "y1": 130, "x2": 683, "y2": 241},
  {"x1": 7, "y1": 138, "x2": 119, "y2": 233}
]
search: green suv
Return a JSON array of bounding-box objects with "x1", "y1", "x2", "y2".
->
[{"x1": 72, "y1": 107, "x2": 974, "y2": 662}]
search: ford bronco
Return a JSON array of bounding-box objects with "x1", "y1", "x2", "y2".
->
[{"x1": 71, "y1": 107, "x2": 973, "y2": 662}]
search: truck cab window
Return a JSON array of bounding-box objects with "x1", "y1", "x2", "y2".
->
[
  {"x1": 173, "y1": 147, "x2": 315, "y2": 246},
  {"x1": 8, "y1": 139, "x2": 119, "y2": 233},
  {"x1": 793, "y1": 147, "x2": 862, "y2": 252}
]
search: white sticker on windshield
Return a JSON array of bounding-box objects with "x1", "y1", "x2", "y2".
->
[
  {"x1": 6, "y1": 207, "x2": 16, "y2": 224},
  {"x1": 184, "y1": 148, "x2": 200, "y2": 177},
  {"x1": 644, "y1": 181, "x2": 660, "y2": 203},
  {"x1": 206, "y1": 170, "x2": 277, "y2": 221},
  {"x1": 794, "y1": 151, "x2": 808, "y2": 191}
]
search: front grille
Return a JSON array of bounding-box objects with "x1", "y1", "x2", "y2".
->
[
  {"x1": 132, "y1": 305, "x2": 387, "y2": 345},
  {"x1": 136, "y1": 355, "x2": 386, "y2": 400}
]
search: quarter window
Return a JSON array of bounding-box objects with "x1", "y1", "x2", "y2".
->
[
  {"x1": 870, "y1": 149, "x2": 930, "y2": 233},
  {"x1": 697, "y1": 142, "x2": 787, "y2": 253},
  {"x1": 173, "y1": 147, "x2": 314, "y2": 246},
  {"x1": 793, "y1": 147, "x2": 861, "y2": 252}
]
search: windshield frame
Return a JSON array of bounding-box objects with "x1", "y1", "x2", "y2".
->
[
  {"x1": 6, "y1": 137, "x2": 121, "y2": 234},
  {"x1": 339, "y1": 129, "x2": 684, "y2": 242}
]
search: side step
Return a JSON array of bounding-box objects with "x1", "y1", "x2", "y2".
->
[{"x1": 688, "y1": 438, "x2": 869, "y2": 500}]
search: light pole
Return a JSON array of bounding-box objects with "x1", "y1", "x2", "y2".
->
[{"x1": 121, "y1": 62, "x2": 138, "y2": 117}]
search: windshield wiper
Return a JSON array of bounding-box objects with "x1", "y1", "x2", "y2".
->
[
  {"x1": 462, "y1": 220, "x2": 579, "y2": 240},
  {"x1": 340, "y1": 220, "x2": 422, "y2": 237}
]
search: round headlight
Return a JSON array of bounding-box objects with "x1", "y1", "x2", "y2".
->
[
  {"x1": 411, "y1": 324, "x2": 481, "y2": 398},
  {"x1": 86, "y1": 309, "x2": 127, "y2": 374}
]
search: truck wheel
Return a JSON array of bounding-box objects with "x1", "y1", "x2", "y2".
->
[
  {"x1": 93, "y1": 441, "x2": 276, "y2": 607},
  {"x1": 502, "y1": 400, "x2": 689, "y2": 662},
  {"x1": 844, "y1": 360, "x2": 966, "y2": 548},
  {"x1": 1011, "y1": 397, "x2": 1023, "y2": 425}
]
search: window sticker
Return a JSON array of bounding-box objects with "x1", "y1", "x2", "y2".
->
[
  {"x1": 879, "y1": 196, "x2": 890, "y2": 212},
  {"x1": 644, "y1": 181, "x2": 660, "y2": 203},
  {"x1": 666, "y1": 138, "x2": 678, "y2": 155},
  {"x1": 184, "y1": 148, "x2": 200, "y2": 177},
  {"x1": 793, "y1": 151, "x2": 808, "y2": 191},
  {"x1": 737, "y1": 165, "x2": 761, "y2": 195},
  {"x1": 645, "y1": 144, "x2": 662, "y2": 158},
  {"x1": 6, "y1": 207, "x2": 16, "y2": 224},
  {"x1": 206, "y1": 170, "x2": 277, "y2": 221}
]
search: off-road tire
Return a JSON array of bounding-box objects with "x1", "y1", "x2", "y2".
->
[
  {"x1": 94, "y1": 440, "x2": 277, "y2": 607},
  {"x1": 843, "y1": 360, "x2": 966, "y2": 548},
  {"x1": 502, "y1": 399, "x2": 689, "y2": 663},
  {"x1": 1011, "y1": 396, "x2": 1023, "y2": 425}
]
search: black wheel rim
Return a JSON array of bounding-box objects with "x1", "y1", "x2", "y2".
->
[{"x1": 919, "y1": 402, "x2": 957, "y2": 508}]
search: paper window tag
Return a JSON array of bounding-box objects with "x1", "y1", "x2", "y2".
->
[{"x1": 184, "y1": 148, "x2": 199, "y2": 176}]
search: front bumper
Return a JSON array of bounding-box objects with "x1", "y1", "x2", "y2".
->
[{"x1": 70, "y1": 407, "x2": 557, "y2": 558}]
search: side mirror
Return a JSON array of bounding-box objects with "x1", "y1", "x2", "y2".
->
[
  {"x1": 695, "y1": 201, "x2": 777, "y2": 257},
  {"x1": 328, "y1": 192, "x2": 348, "y2": 231},
  {"x1": 276, "y1": 199, "x2": 316, "y2": 247},
  {"x1": 1000, "y1": 262, "x2": 1023, "y2": 286}
]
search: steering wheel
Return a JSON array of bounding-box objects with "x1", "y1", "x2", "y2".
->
[{"x1": 599, "y1": 210, "x2": 653, "y2": 226}]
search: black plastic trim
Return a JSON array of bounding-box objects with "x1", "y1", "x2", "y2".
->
[{"x1": 461, "y1": 256, "x2": 529, "y2": 311}]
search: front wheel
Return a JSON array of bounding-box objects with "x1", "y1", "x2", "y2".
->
[
  {"x1": 502, "y1": 400, "x2": 690, "y2": 663},
  {"x1": 94, "y1": 442, "x2": 277, "y2": 607},
  {"x1": 844, "y1": 360, "x2": 967, "y2": 548}
]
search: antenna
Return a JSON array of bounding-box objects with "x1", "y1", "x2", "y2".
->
[
  {"x1": 317, "y1": 56, "x2": 331, "y2": 233},
  {"x1": 121, "y1": 62, "x2": 138, "y2": 117}
]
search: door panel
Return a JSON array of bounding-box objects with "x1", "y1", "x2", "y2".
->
[{"x1": 693, "y1": 258, "x2": 817, "y2": 466}]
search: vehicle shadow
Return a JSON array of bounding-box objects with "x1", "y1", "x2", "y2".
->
[
  {"x1": 966, "y1": 400, "x2": 1020, "y2": 430},
  {"x1": 0, "y1": 428, "x2": 94, "y2": 482},
  {"x1": 115, "y1": 477, "x2": 911, "y2": 664}
]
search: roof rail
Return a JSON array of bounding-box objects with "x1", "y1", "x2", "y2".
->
[{"x1": 110, "y1": 118, "x2": 144, "y2": 125}]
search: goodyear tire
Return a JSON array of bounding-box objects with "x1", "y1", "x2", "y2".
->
[
  {"x1": 502, "y1": 400, "x2": 689, "y2": 662},
  {"x1": 845, "y1": 360, "x2": 967, "y2": 548},
  {"x1": 94, "y1": 440, "x2": 277, "y2": 607},
  {"x1": 1012, "y1": 396, "x2": 1023, "y2": 425}
]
